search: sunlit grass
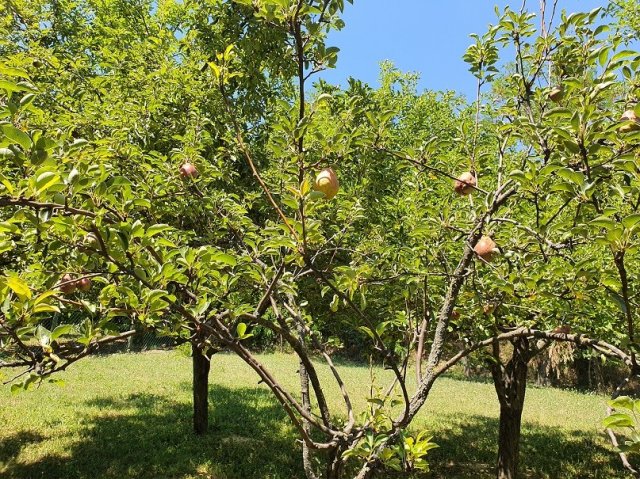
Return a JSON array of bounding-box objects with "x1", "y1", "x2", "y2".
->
[{"x1": 0, "y1": 351, "x2": 628, "y2": 478}]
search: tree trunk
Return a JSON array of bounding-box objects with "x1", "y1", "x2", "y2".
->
[
  {"x1": 297, "y1": 323, "x2": 320, "y2": 479},
  {"x1": 575, "y1": 355, "x2": 590, "y2": 390},
  {"x1": 463, "y1": 355, "x2": 473, "y2": 378},
  {"x1": 496, "y1": 404, "x2": 523, "y2": 479},
  {"x1": 192, "y1": 342, "x2": 211, "y2": 435},
  {"x1": 299, "y1": 360, "x2": 319, "y2": 479},
  {"x1": 490, "y1": 337, "x2": 530, "y2": 479}
]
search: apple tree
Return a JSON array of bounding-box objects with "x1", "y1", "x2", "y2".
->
[
  {"x1": 2, "y1": 1, "x2": 639, "y2": 479},
  {"x1": 453, "y1": 4, "x2": 640, "y2": 478}
]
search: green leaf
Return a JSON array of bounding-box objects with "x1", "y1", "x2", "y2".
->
[
  {"x1": 358, "y1": 326, "x2": 375, "y2": 340},
  {"x1": 0, "y1": 79, "x2": 30, "y2": 94},
  {"x1": 556, "y1": 168, "x2": 584, "y2": 186},
  {"x1": 20, "y1": 93, "x2": 37, "y2": 108},
  {"x1": 603, "y1": 413, "x2": 635, "y2": 429},
  {"x1": 34, "y1": 290, "x2": 58, "y2": 305},
  {"x1": 237, "y1": 322, "x2": 247, "y2": 337},
  {"x1": 51, "y1": 324, "x2": 75, "y2": 341},
  {"x1": 622, "y1": 214, "x2": 640, "y2": 230},
  {"x1": 609, "y1": 396, "x2": 636, "y2": 411},
  {"x1": 618, "y1": 441, "x2": 640, "y2": 454},
  {"x1": 212, "y1": 252, "x2": 237, "y2": 267},
  {"x1": 0, "y1": 65, "x2": 29, "y2": 78},
  {"x1": 0, "y1": 222, "x2": 19, "y2": 234},
  {"x1": 35, "y1": 171, "x2": 61, "y2": 194},
  {"x1": 330, "y1": 294, "x2": 339, "y2": 312},
  {"x1": 146, "y1": 224, "x2": 172, "y2": 237},
  {"x1": 33, "y1": 303, "x2": 60, "y2": 314},
  {"x1": 1, "y1": 124, "x2": 32, "y2": 150},
  {"x1": 590, "y1": 217, "x2": 617, "y2": 230},
  {"x1": 6, "y1": 276, "x2": 31, "y2": 299}
]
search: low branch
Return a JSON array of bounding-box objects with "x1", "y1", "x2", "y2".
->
[{"x1": 0, "y1": 196, "x2": 97, "y2": 217}]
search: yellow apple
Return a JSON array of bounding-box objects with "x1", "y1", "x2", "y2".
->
[
  {"x1": 314, "y1": 167, "x2": 339, "y2": 200},
  {"x1": 548, "y1": 86, "x2": 564, "y2": 102},
  {"x1": 620, "y1": 109, "x2": 640, "y2": 133}
]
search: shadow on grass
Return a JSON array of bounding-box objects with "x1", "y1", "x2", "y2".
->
[
  {"x1": 1, "y1": 387, "x2": 628, "y2": 479},
  {"x1": 0, "y1": 431, "x2": 45, "y2": 475},
  {"x1": 2, "y1": 386, "x2": 303, "y2": 479},
  {"x1": 428, "y1": 414, "x2": 626, "y2": 479}
]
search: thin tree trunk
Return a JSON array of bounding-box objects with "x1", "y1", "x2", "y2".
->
[
  {"x1": 415, "y1": 318, "x2": 428, "y2": 383},
  {"x1": 490, "y1": 337, "x2": 530, "y2": 479},
  {"x1": 416, "y1": 276, "x2": 431, "y2": 384},
  {"x1": 463, "y1": 355, "x2": 472, "y2": 378},
  {"x1": 575, "y1": 355, "x2": 590, "y2": 390},
  {"x1": 297, "y1": 325, "x2": 319, "y2": 479},
  {"x1": 192, "y1": 342, "x2": 211, "y2": 435},
  {"x1": 325, "y1": 447, "x2": 344, "y2": 479}
]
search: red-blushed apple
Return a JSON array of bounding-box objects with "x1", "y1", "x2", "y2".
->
[
  {"x1": 314, "y1": 167, "x2": 339, "y2": 200},
  {"x1": 620, "y1": 109, "x2": 640, "y2": 133},
  {"x1": 77, "y1": 277, "x2": 92, "y2": 291},
  {"x1": 454, "y1": 172, "x2": 476, "y2": 195},
  {"x1": 474, "y1": 235, "x2": 498, "y2": 262},
  {"x1": 179, "y1": 162, "x2": 198, "y2": 178},
  {"x1": 58, "y1": 274, "x2": 77, "y2": 294}
]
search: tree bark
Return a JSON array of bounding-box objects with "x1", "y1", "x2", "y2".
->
[
  {"x1": 415, "y1": 318, "x2": 428, "y2": 383},
  {"x1": 490, "y1": 337, "x2": 530, "y2": 479},
  {"x1": 496, "y1": 404, "x2": 524, "y2": 479},
  {"x1": 295, "y1": 323, "x2": 320, "y2": 479},
  {"x1": 192, "y1": 342, "x2": 211, "y2": 435}
]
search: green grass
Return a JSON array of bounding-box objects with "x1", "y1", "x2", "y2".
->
[{"x1": 0, "y1": 351, "x2": 630, "y2": 478}]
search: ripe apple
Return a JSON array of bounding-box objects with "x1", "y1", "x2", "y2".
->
[
  {"x1": 179, "y1": 162, "x2": 198, "y2": 178},
  {"x1": 314, "y1": 167, "x2": 339, "y2": 200},
  {"x1": 620, "y1": 109, "x2": 640, "y2": 133},
  {"x1": 451, "y1": 310, "x2": 461, "y2": 320},
  {"x1": 548, "y1": 86, "x2": 564, "y2": 102},
  {"x1": 474, "y1": 235, "x2": 498, "y2": 262},
  {"x1": 77, "y1": 277, "x2": 92, "y2": 291},
  {"x1": 58, "y1": 274, "x2": 77, "y2": 294},
  {"x1": 454, "y1": 172, "x2": 476, "y2": 195},
  {"x1": 553, "y1": 324, "x2": 571, "y2": 334}
]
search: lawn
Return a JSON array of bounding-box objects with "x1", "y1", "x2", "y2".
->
[{"x1": 0, "y1": 351, "x2": 629, "y2": 478}]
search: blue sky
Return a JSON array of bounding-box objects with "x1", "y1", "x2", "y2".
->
[{"x1": 319, "y1": 0, "x2": 607, "y2": 99}]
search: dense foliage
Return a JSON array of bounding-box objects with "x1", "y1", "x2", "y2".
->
[{"x1": 1, "y1": 1, "x2": 640, "y2": 478}]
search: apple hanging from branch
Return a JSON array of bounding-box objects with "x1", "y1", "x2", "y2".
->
[
  {"x1": 77, "y1": 277, "x2": 92, "y2": 291},
  {"x1": 548, "y1": 86, "x2": 564, "y2": 103},
  {"x1": 58, "y1": 274, "x2": 77, "y2": 294},
  {"x1": 314, "y1": 167, "x2": 339, "y2": 200},
  {"x1": 619, "y1": 109, "x2": 640, "y2": 133},
  {"x1": 179, "y1": 162, "x2": 199, "y2": 178},
  {"x1": 454, "y1": 172, "x2": 476, "y2": 196},
  {"x1": 474, "y1": 235, "x2": 499, "y2": 262}
]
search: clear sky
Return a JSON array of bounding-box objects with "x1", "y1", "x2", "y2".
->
[{"x1": 319, "y1": 0, "x2": 607, "y2": 99}]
